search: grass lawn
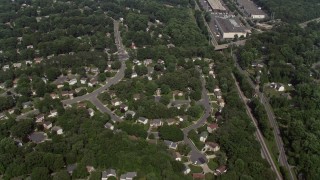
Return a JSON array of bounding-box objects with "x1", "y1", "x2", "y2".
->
[
  {"x1": 208, "y1": 160, "x2": 219, "y2": 170},
  {"x1": 21, "y1": 107, "x2": 32, "y2": 113},
  {"x1": 190, "y1": 165, "x2": 203, "y2": 173}
]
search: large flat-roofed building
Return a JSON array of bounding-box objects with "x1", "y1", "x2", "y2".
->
[
  {"x1": 237, "y1": 0, "x2": 266, "y2": 19},
  {"x1": 215, "y1": 17, "x2": 247, "y2": 39},
  {"x1": 207, "y1": 0, "x2": 227, "y2": 13}
]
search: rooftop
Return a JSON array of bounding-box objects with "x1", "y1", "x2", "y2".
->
[
  {"x1": 207, "y1": 0, "x2": 226, "y2": 11},
  {"x1": 215, "y1": 17, "x2": 246, "y2": 33},
  {"x1": 237, "y1": 0, "x2": 266, "y2": 16}
]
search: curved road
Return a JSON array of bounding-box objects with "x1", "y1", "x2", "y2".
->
[
  {"x1": 182, "y1": 70, "x2": 212, "y2": 166},
  {"x1": 17, "y1": 20, "x2": 128, "y2": 123}
]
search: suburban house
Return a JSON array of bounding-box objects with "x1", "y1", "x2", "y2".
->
[
  {"x1": 164, "y1": 140, "x2": 178, "y2": 150},
  {"x1": 77, "y1": 102, "x2": 87, "y2": 108},
  {"x1": 2, "y1": 65, "x2": 10, "y2": 71},
  {"x1": 143, "y1": 59, "x2": 153, "y2": 66},
  {"x1": 80, "y1": 78, "x2": 87, "y2": 84},
  {"x1": 88, "y1": 108, "x2": 95, "y2": 117},
  {"x1": 52, "y1": 126, "x2": 63, "y2": 135},
  {"x1": 204, "y1": 142, "x2": 220, "y2": 152},
  {"x1": 133, "y1": 94, "x2": 141, "y2": 101},
  {"x1": 69, "y1": 78, "x2": 77, "y2": 86},
  {"x1": 120, "y1": 104, "x2": 128, "y2": 112},
  {"x1": 137, "y1": 117, "x2": 148, "y2": 125},
  {"x1": 177, "y1": 116, "x2": 187, "y2": 122},
  {"x1": 183, "y1": 165, "x2": 191, "y2": 174},
  {"x1": 104, "y1": 122, "x2": 114, "y2": 130},
  {"x1": 120, "y1": 172, "x2": 137, "y2": 180},
  {"x1": 199, "y1": 131, "x2": 208, "y2": 142},
  {"x1": 35, "y1": 114, "x2": 45, "y2": 123},
  {"x1": 131, "y1": 72, "x2": 138, "y2": 78},
  {"x1": 189, "y1": 151, "x2": 206, "y2": 165},
  {"x1": 111, "y1": 99, "x2": 121, "y2": 106},
  {"x1": 173, "y1": 152, "x2": 182, "y2": 161},
  {"x1": 88, "y1": 79, "x2": 98, "y2": 87},
  {"x1": 13, "y1": 63, "x2": 22, "y2": 68},
  {"x1": 150, "y1": 119, "x2": 163, "y2": 128},
  {"x1": 166, "y1": 119, "x2": 176, "y2": 126},
  {"x1": 48, "y1": 110, "x2": 58, "y2": 118},
  {"x1": 214, "y1": 91, "x2": 222, "y2": 99},
  {"x1": 207, "y1": 123, "x2": 218, "y2": 133},
  {"x1": 67, "y1": 164, "x2": 77, "y2": 174},
  {"x1": 0, "y1": 113, "x2": 8, "y2": 120},
  {"x1": 218, "y1": 98, "x2": 225, "y2": 108},
  {"x1": 29, "y1": 132, "x2": 47, "y2": 143},
  {"x1": 43, "y1": 121, "x2": 52, "y2": 130},
  {"x1": 125, "y1": 111, "x2": 136, "y2": 118},
  {"x1": 214, "y1": 165, "x2": 227, "y2": 175},
  {"x1": 50, "y1": 93, "x2": 59, "y2": 99},
  {"x1": 101, "y1": 169, "x2": 117, "y2": 180},
  {"x1": 22, "y1": 101, "x2": 32, "y2": 109},
  {"x1": 86, "y1": 166, "x2": 95, "y2": 173}
]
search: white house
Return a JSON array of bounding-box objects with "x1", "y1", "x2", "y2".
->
[
  {"x1": 137, "y1": 117, "x2": 148, "y2": 125},
  {"x1": 200, "y1": 131, "x2": 208, "y2": 142},
  {"x1": 88, "y1": 108, "x2": 95, "y2": 117},
  {"x1": 150, "y1": 119, "x2": 163, "y2": 128},
  {"x1": 111, "y1": 99, "x2": 121, "y2": 106},
  {"x1": 101, "y1": 169, "x2": 117, "y2": 180},
  {"x1": 80, "y1": 78, "x2": 87, "y2": 84},
  {"x1": 2, "y1": 65, "x2": 10, "y2": 71},
  {"x1": 183, "y1": 165, "x2": 191, "y2": 175},
  {"x1": 69, "y1": 78, "x2": 77, "y2": 86},
  {"x1": 43, "y1": 121, "x2": 52, "y2": 130},
  {"x1": 35, "y1": 114, "x2": 45, "y2": 123},
  {"x1": 48, "y1": 110, "x2": 58, "y2": 118},
  {"x1": 52, "y1": 126, "x2": 63, "y2": 135},
  {"x1": 104, "y1": 122, "x2": 114, "y2": 130}
]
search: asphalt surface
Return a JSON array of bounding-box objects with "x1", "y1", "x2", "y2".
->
[
  {"x1": 232, "y1": 73, "x2": 282, "y2": 180},
  {"x1": 182, "y1": 71, "x2": 212, "y2": 164},
  {"x1": 62, "y1": 20, "x2": 128, "y2": 123},
  {"x1": 299, "y1": 17, "x2": 320, "y2": 28},
  {"x1": 233, "y1": 54, "x2": 295, "y2": 180},
  {"x1": 16, "y1": 109, "x2": 39, "y2": 121}
]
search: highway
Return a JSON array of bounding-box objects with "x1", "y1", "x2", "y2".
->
[
  {"x1": 232, "y1": 73, "x2": 282, "y2": 180},
  {"x1": 233, "y1": 54, "x2": 295, "y2": 180}
]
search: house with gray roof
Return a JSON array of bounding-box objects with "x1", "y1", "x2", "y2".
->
[
  {"x1": 101, "y1": 169, "x2": 117, "y2": 180},
  {"x1": 29, "y1": 132, "x2": 47, "y2": 143},
  {"x1": 120, "y1": 172, "x2": 137, "y2": 180}
]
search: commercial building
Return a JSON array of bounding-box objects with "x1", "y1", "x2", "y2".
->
[
  {"x1": 207, "y1": 0, "x2": 227, "y2": 13},
  {"x1": 237, "y1": 0, "x2": 266, "y2": 19},
  {"x1": 215, "y1": 17, "x2": 247, "y2": 39}
]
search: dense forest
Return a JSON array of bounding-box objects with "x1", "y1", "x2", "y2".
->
[
  {"x1": 253, "y1": 0, "x2": 320, "y2": 23},
  {"x1": 238, "y1": 22, "x2": 320, "y2": 179}
]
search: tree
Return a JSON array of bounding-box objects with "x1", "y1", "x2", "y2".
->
[
  {"x1": 31, "y1": 167, "x2": 50, "y2": 180},
  {"x1": 53, "y1": 170, "x2": 71, "y2": 180},
  {"x1": 159, "y1": 125, "x2": 184, "y2": 142},
  {"x1": 10, "y1": 119, "x2": 34, "y2": 138}
]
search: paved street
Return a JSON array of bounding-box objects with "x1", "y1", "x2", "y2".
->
[
  {"x1": 232, "y1": 73, "x2": 282, "y2": 180},
  {"x1": 16, "y1": 109, "x2": 39, "y2": 121},
  {"x1": 182, "y1": 71, "x2": 212, "y2": 166},
  {"x1": 233, "y1": 54, "x2": 294, "y2": 180},
  {"x1": 89, "y1": 97, "x2": 122, "y2": 122},
  {"x1": 17, "y1": 20, "x2": 128, "y2": 122}
]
